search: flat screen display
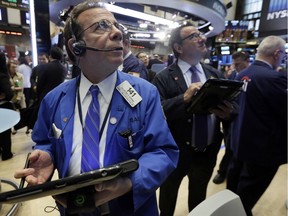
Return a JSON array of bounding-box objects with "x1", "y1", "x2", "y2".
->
[
  {"x1": 20, "y1": 10, "x2": 29, "y2": 25},
  {"x1": 7, "y1": 7, "x2": 20, "y2": 25},
  {"x1": 0, "y1": 7, "x2": 8, "y2": 23},
  {"x1": 220, "y1": 46, "x2": 230, "y2": 55}
]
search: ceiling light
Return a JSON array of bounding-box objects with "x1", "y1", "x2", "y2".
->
[
  {"x1": 153, "y1": 33, "x2": 166, "y2": 40},
  {"x1": 104, "y1": 3, "x2": 179, "y2": 28},
  {"x1": 133, "y1": 33, "x2": 151, "y2": 38},
  {"x1": 139, "y1": 23, "x2": 148, "y2": 28}
]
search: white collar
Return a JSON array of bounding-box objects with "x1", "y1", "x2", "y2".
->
[
  {"x1": 177, "y1": 59, "x2": 202, "y2": 75},
  {"x1": 79, "y1": 71, "x2": 117, "y2": 104}
]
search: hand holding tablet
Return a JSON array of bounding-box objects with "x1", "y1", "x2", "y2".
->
[{"x1": 0, "y1": 158, "x2": 138, "y2": 204}]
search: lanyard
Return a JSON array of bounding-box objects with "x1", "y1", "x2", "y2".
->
[{"x1": 76, "y1": 83, "x2": 112, "y2": 140}]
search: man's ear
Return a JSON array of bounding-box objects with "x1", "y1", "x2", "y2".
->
[
  {"x1": 123, "y1": 38, "x2": 129, "y2": 47},
  {"x1": 67, "y1": 38, "x2": 75, "y2": 55},
  {"x1": 173, "y1": 43, "x2": 183, "y2": 54}
]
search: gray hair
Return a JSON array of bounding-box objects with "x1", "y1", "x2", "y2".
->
[{"x1": 256, "y1": 35, "x2": 286, "y2": 57}]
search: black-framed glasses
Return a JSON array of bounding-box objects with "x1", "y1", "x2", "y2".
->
[
  {"x1": 138, "y1": 55, "x2": 148, "y2": 59},
  {"x1": 77, "y1": 19, "x2": 126, "y2": 38},
  {"x1": 181, "y1": 32, "x2": 205, "y2": 42}
]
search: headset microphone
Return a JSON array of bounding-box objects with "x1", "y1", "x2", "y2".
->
[
  {"x1": 85, "y1": 46, "x2": 123, "y2": 52},
  {"x1": 72, "y1": 41, "x2": 122, "y2": 55}
]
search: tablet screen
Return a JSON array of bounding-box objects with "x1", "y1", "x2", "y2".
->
[{"x1": 186, "y1": 79, "x2": 243, "y2": 114}]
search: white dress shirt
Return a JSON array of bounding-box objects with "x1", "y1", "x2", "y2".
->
[{"x1": 68, "y1": 71, "x2": 117, "y2": 175}]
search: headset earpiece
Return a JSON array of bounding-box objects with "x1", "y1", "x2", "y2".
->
[
  {"x1": 72, "y1": 40, "x2": 86, "y2": 56},
  {"x1": 70, "y1": 18, "x2": 86, "y2": 56}
]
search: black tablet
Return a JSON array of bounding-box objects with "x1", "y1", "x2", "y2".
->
[
  {"x1": 186, "y1": 79, "x2": 243, "y2": 114},
  {"x1": 0, "y1": 159, "x2": 139, "y2": 204}
]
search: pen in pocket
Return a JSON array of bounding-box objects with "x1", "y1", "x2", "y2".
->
[
  {"x1": 119, "y1": 129, "x2": 134, "y2": 149},
  {"x1": 19, "y1": 152, "x2": 31, "y2": 189}
]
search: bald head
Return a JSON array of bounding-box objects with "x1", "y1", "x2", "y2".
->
[{"x1": 256, "y1": 36, "x2": 286, "y2": 69}]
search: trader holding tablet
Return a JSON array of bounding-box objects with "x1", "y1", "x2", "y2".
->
[
  {"x1": 14, "y1": 1, "x2": 179, "y2": 215},
  {"x1": 152, "y1": 23, "x2": 236, "y2": 215}
]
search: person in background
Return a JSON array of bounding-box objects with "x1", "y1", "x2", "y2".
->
[
  {"x1": 38, "y1": 52, "x2": 49, "y2": 65},
  {"x1": 18, "y1": 56, "x2": 32, "y2": 107},
  {"x1": 227, "y1": 35, "x2": 287, "y2": 216},
  {"x1": 153, "y1": 22, "x2": 235, "y2": 215},
  {"x1": 25, "y1": 51, "x2": 33, "y2": 68},
  {"x1": 147, "y1": 53, "x2": 163, "y2": 70},
  {"x1": 0, "y1": 52, "x2": 14, "y2": 160},
  {"x1": 212, "y1": 51, "x2": 250, "y2": 184},
  {"x1": 121, "y1": 32, "x2": 148, "y2": 80},
  {"x1": 136, "y1": 51, "x2": 157, "y2": 82},
  {"x1": 30, "y1": 52, "x2": 49, "y2": 103},
  {"x1": 8, "y1": 59, "x2": 26, "y2": 135},
  {"x1": 14, "y1": 1, "x2": 179, "y2": 215},
  {"x1": 226, "y1": 51, "x2": 250, "y2": 80},
  {"x1": 36, "y1": 45, "x2": 67, "y2": 102},
  {"x1": 135, "y1": 51, "x2": 149, "y2": 67},
  {"x1": 16, "y1": 46, "x2": 67, "y2": 135}
]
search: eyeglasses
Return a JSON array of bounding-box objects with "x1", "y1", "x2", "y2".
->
[
  {"x1": 181, "y1": 32, "x2": 205, "y2": 42},
  {"x1": 138, "y1": 55, "x2": 148, "y2": 59},
  {"x1": 77, "y1": 19, "x2": 126, "y2": 37}
]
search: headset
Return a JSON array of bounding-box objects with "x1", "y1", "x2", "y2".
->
[{"x1": 70, "y1": 18, "x2": 86, "y2": 56}]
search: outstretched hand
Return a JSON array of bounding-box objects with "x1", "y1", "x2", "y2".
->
[{"x1": 14, "y1": 150, "x2": 54, "y2": 186}]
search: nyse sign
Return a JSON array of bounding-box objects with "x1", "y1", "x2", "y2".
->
[
  {"x1": 266, "y1": 0, "x2": 287, "y2": 20},
  {"x1": 260, "y1": 0, "x2": 287, "y2": 36},
  {"x1": 267, "y1": 10, "x2": 287, "y2": 20}
]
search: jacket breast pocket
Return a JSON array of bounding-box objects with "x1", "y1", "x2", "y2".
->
[
  {"x1": 48, "y1": 127, "x2": 66, "y2": 170},
  {"x1": 115, "y1": 127, "x2": 145, "y2": 159}
]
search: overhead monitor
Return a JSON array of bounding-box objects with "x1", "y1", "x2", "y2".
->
[
  {"x1": 20, "y1": 10, "x2": 29, "y2": 25},
  {"x1": 7, "y1": 7, "x2": 21, "y2": 25},
  {"x1": 0, "y1": 7, "x2": 8, "y2": 23},
  {"x1": 220, "y1": 46, "x2": 230, "y2": 55}
]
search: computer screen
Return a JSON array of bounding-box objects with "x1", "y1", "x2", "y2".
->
[{"x1": 220, "y1": 46, "x2": 230, "y2": 55}]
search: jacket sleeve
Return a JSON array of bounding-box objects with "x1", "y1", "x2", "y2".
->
[{"x1": 128, "y1": 84, "x2": 179, "y2": 210}]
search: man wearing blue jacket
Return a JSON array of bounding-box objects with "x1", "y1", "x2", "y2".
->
[
  {"x1": 14, "y1": 1, "x2": 179, "y2": 215},
  {"x1": 122, "y1": 32, "x2": 148, "y2": 80}
]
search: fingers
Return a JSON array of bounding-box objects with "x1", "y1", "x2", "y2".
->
[
  {"x1": 184, "y1": 82, "x2": 202, "y2": 103},
  {"x1": 210, "y1": 101, "x2": 234, "y2": 119},
  {"x1": 95, "y1": 183, "x2": 104, "y2": 192},
  {"x1": 29, "y1": 150, "x2": 41, "y2": 162},
  {"x1": 14, "y1": 168, "x2": 35, "y2": 179},
  {"x1": 94, "y1": 179, "x2": 116, "y2": 192},
  {"x1": 25, "y1": 174, "x2": 42, "y2": 186}
]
